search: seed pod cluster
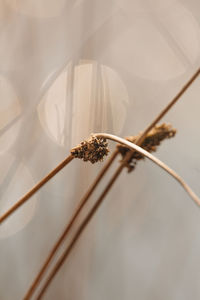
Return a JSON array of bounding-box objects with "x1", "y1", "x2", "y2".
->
[
  {"x1": 117, "y1": 123, "x2": 176, "y2": 172},
  {"x1": 71, "y1": 136, "x2": 109, "y2": 164}
]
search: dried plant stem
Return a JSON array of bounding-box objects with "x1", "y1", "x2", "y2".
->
[
  {"x1": 89, "y1": 67, "x2": 200, "y2": 222},
  {"x1": 0, "y1": 155, "x2": 74, "y2": 224},
  {"x1": 36, "y1": 134, "x2": 200, "y2": 299},
  {"x1": 24, "y1": 67, "x2": 200, "y2": 299},
  {"x1": 96, "y1": 134, "x2": 200, "y2": 206},
  {"x1": 97, "y1": 67, "x2": 200, "y2": 206},
  {"x1": 23, "y1": 150, "x2": 118, "y2": 300},
  {"x1": 4, "y1": 67, "x2": 199, "y2": 226},
  {"x1": 36, "y1": 168, "x2": 120, "y2": 300},
  {"x1": 140, "y1": 67, "x2": 200, "y2": 139}
]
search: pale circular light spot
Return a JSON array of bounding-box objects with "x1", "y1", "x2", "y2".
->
[
  {"x1": 0, "y1": 154, "x2": 37, "y2": 239},
  {"x1": 0, "y1": 76, "x2": 21, "y2": 154},
  {"x1": 37, "y1": 61, "x2": 129, "y2": 148},
  {"x1": 6, "y1": 0, "x2": 67, "y2": 18},
  {"x1": 107, "y1": 2, "x2": 200, "y2": 80}
]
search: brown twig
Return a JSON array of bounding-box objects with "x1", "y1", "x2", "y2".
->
[
  {"x1": 140, "y1": 67, "x2": 200, "y2": 139},
  {"x1": 0, "y1": 136, "x2": 110, "y2": 226},
  {"x1": 35, "y1": 130, "x2": 200, "y2": 299},
  {"x1": 95, "y1": 133, "x2": 200, "y2": 205},
  {"x1": 34, "y1": 67, "x2": 200, "y2": 299},
  {"x1": 35, "y1": 129, "x2": 200, "y2": 300},
  {"x1": 25, "y1": 124, "x2": 176, "y2": 299},
  {"x1": 0, "y1": 155, "x2": 74, "y2": 224}
]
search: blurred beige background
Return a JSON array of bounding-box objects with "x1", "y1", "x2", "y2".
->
[{"x1": 0, "y1": 0, "x2": 200, "y2": 299}]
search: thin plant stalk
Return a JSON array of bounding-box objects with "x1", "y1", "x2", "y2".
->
[
  {"x1": 23, "y1": 150, "x2": 118, "y2": 300},
  {"x1": 24, "y1": 67, "x2": 200, "y2": 299},
  {"x1": 3, "y1": 67, "x2": 200, "y2": 227},
  {"x1": 35, "y1": 134, "x2": 200, "y2": 299},
  {"x1": 140, "y1": 67, "x2": 200, "y2": 139},
  {"x1": 36, "y1": 168, "x2": 120, "y2": 300},
  {"x1": 95, "y1": 133, "x2": 200, "y2": 206},
  {"x1": 0, "y1": 155, "x2": 74, "y2": 224}
]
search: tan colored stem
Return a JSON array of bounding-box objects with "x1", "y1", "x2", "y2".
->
[
  {"x1": 23, "y1": 150, "x2": 118, "y2": 300},
  {"x1": 140, "y1": 67, "x2": 200, "y2": 139},
  {"x1": 35, "y1": 133, "x2": 200, "y2": 300},
  {"x1": 35, "y1": 165, "x2": 125, "y2": 300},
  {"x1": 0, "y1": 155, "x2": 74, "y2": 224},
  {"x1": 24, "y1": 67, "x2": 200, "y2": 299},
  {"x1": 95, "y1": 133, "x2": 200, "y2": 206}
]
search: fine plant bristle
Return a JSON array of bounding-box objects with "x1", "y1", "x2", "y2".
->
[
  {"x1": 71, "y1": 136, "x2": 109, "y2": 164},
  {"x1": 117, "y1": 123, "x2": 176, "y2": 172}
]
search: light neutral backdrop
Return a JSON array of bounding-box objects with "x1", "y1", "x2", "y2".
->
[{"x1": 0, "y1": 1, "x2": 200, "y2": 299}]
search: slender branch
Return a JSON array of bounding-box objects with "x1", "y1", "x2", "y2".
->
[
  {"x1": 0, "y1": 155, "x2": 74, "y2": 224},
  {"x1": 23, "y1": 150, "x2": 118, "y2": 300},
  {"x1": 140, "y1": 67, "x2": 200, "y2": 140},
  {"x1": 95, "y1": 133, "x2": 200, "y2": 206},
  {"x1": 36, "y1": 167, "x2": 120, "y2": 300},
  {"x1": 35, "y1": 133, "x2": 200, "y2": 299},
  {"x1": 24, "y1": 67, "x2": 200, "y2": 299}
]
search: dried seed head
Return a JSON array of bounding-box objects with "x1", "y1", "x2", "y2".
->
[
  {"x1": 71, "y1": 135, "x2": 109, "y2": 164},
  {"x1": 117, "y1": 123, "x2": 176, "y2": 172}
]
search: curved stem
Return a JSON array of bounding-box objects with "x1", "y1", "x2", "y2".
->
[
  {"x1": 94, "y1": 133, "x2": 200, "y2": 206},
  {"x1": 35, "y1": 133, "x2": 200, "y2": 300},
  {"x1": 24, "y1": 67, "x2": 200, "y2": 298}
]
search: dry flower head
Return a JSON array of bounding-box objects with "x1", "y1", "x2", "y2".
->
[
  {"x1": 71, "y1": 136, "x2": 109, "y2": 164},
  {"x1": 117, "y1": 123, "x2": 176, "y2": 172}
]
